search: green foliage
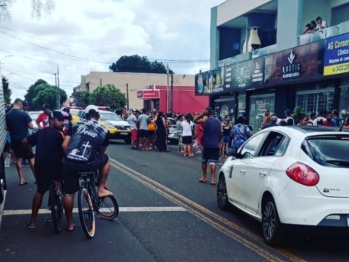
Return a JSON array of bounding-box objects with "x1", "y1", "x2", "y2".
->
[
  {"x1": 293, "y1": 106, "x2": 307, "y2": 124},
  {"x1": 25, "y1": 80, "x2": 67, "y2": 110},
  {"x1": 109, "y1": 55, "x2": 174, "y2": 74},
  {"x1": 90, "y1": 84, "x2": 127, "y2": 110},
  {"x1": 72, "y1": 91, "x2": 92, "y2": 107},
  {"x1": 1, "y1": 77, "x2": 11, "y2": 104}
]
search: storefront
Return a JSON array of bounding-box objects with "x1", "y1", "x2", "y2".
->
[
  {"x1": 196, "y1": 36, "x2": 349, "y2": 128},
  {"x1": 138, "y1": 85, "x2": 209, "y2": 114}
]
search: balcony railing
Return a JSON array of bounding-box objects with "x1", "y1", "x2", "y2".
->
[{"x1": 298, "y1": 21, "x2": 349, "y2": 45}]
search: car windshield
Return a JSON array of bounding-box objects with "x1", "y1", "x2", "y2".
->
[
  {"x1": 99, "y1": 112, "x2": 122, "y2": 122},
  {"x1": 303, "y1": 135, "x2": 349, "y2": 168},
  {"x1": 29, "y1": 112, "x2": 40, "y2": 120}
]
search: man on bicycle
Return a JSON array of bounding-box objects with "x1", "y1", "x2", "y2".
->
[
  {"x1": 23, "y1": 111, "x2": 65, "y2": 229},
  {"x1": 62, "y1": 105, "x2": 112, "y2": 231}
]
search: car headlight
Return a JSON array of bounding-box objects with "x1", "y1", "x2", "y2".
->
[{"x1": 106, "y1": 123, "x2": 114, "y2": 129}]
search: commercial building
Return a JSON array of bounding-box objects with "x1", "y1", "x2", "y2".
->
[
  {"x1": 196, "y1": 0, "x2": 349, "y2": 131},
  {"x1": 80, "y1": 72, "x2": 195, "y2": 110},
  {"x1": 137, "y1": 85, "x2": 209, "y2": 114}
]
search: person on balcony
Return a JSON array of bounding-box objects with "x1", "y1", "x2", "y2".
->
[
  {"x1": 303, "y1": 23, "x2": 313, "y2": 34},
  {"x1": 315, "y1": 16, "x2": 327, "y2": 30}
]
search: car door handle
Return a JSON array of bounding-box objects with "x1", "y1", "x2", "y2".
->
[
  {"x1": 259, "y1": 172, "x2": 267, "y2": 177},
  {"x1": 240, "y1": 170, "x2": 246, "y2": 175}
]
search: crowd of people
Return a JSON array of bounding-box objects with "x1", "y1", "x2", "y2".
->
[
  {"x1": 5, "y1": 99, "x2": 113, "y2": 230},
  {"x1": 303, "y1": 16, "x2": 327, "y2": 34}
]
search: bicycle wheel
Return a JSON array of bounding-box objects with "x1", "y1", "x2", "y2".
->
[
  {"x1": 49, "y1": 184, "x2": 62, "y2": 234},
  {"x1": 78, "y1": 187, "x2": 95, "y2": 238},
  {"x1": 98, "y1": 195, "x2": 119, "y2": 220}
]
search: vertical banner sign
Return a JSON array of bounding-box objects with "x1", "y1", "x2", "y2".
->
[{"x1": 324, "y1": 33, "x2": 349, "y2": 76}]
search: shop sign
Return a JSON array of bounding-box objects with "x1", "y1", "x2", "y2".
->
[
  {"x1": 264, "y1": 41, "x2": 323, "y2": 85},
  {"x1": 324, "y1": 33, "x2": 349, "y2": 76},
  {"x1": 282, "y1": 51, "x2": 301, "y2": 79},
  {"x1": 137, "y1": 90, "x2": 160, "y2": 99},
  {"x1": 251, "y1": 57, "x2": 265, "y2": 86},
  {"x1": 195, "y1": 67, "x2": 230, "y2": 96}
]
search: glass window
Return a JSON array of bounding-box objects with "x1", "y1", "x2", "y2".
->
[
  {"x1": 303, "y1": 135, "x2": 349, "y2": 168},
  {"x1": 332, "y1": 4, "x2": 349, "y2": 26},
  {"x1": 339, "y1": 86, "x2": 349, "y2": 112},
  {"x1": 240, "y1": 133, "x2": 266, "y2": 158},
  {"x1": 295, "y1": 89, "x2": 334, "y2": 116},
  {"x1": 259, "y1": 132, "x2": 286, "y2": 157},
  {"x1": 249, "y1": 94, "x2": 275, "y2": 132}
]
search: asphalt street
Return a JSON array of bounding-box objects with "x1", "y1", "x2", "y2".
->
[{"x1": 0, "y1": 140, "x2": 349, "y2": 261}]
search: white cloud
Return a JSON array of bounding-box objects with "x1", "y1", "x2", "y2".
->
[{"x1": 0, "y1": 0, "x2": 224, "y2": 102}]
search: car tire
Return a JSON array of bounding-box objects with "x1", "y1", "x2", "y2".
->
[
  {"x1": 124, "y1": 137, "x2": 131, "y2": 144},
  {"x1": 217, "y1": 174, "x2": 229, "y2": 210},
  {"x1": 262, "y1": 196, "x2": 288, "y2": 246}
]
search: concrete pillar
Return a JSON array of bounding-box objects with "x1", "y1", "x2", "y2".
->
[
  {"x1": 276, "y1": 0, "x2": 304, "y2": 51},
  {"x1": 210, "y1": 7, "x2": 219, "y2": 70}
]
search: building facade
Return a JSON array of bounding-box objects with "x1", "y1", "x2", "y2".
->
[
  {"x1": 80, "y1": 72, "x2": 195, "y2": 110},
  {"x1": 137, "y1": 85, "x2": 209, "y2": 114},
  {"x1": 196, "y1": 0, "x2": 349, "y2": 131}
]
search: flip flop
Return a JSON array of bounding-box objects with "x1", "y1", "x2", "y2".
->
[
  {"x1": 66, "y1": 227, "x2": 75, "y2": 232},
  {"x1": 211, "y1": 182, "x2": 217, "y2": 185},
  {"x1": 26, "y1": 222, "x2": 35, "y2": 229},
  {"x1": 98, "y1": 192, "x2": 113, "y2": 198},
  {"x1": 19, "y1": 181, "x2": 28, "y2": 186},
  {"x1": 199, "y1": 179, "x2": 207, "y2": 183}
]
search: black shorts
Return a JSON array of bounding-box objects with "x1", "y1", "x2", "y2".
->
[
  {"x1": 63, "y1": 154, "x2": 109, "y2": 194},
  {"x1": 182, "y1": 136, "x2": 192, "y2": 145},
  {"x1": 148, "y1": 131, "x2": 155, "y2": 136},
  {"x1": 139, "y1": 130, "x2": 149, "y2": 138},
  {"x1": 202, "y1": 147, "x2": 220, "y2": 164},
  {"x1": 11, "y1": 139, "x2": 33, "y2": 159},
  {"x1": 35, "y1": 170, "x2": 62, "y2": 195}
]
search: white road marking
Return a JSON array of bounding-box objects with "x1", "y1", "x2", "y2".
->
[
  {"x1": 0, "y1": 190, "x2": 7, "y2": 228},
  {"x1": 2, "y1": 206, "x2": 187, "y2": 216}
]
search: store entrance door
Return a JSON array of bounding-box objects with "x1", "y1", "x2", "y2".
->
[
  {"x1": 249, "y1": 94, "x2": 275, "y2": 132},
  {"x1": 295, "y1": 88, "x2": 335, "y2": 116}
]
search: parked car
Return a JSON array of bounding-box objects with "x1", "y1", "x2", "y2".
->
[
  {"x1": 28, "y1": 111, "x2": 42, "y2": 133},
  {"x1": 217, "y1": 126, "x2": 349, "y2": 246},
  {"x1": 167, "y1": 117, "x2": 179, "y2": 144},
  {"x1": 78, "y1": 110, "x2": 131, "y2": 144}
]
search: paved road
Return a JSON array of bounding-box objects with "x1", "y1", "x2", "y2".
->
[{"x1": 0, "y1": 140, "x2": 349, "y2": 261}]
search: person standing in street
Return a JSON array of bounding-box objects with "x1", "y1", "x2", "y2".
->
[
  {"x1": 261, "y1": 115, "x2": 278, "y2": 129},
  {"x1": 23, "y1": 111, "x2": 65, "y2": 229},
  {"x1": 181, "y1": 114, "x2": 194, "y2": 157},
  {"x1": 194, "y1": 107, "x2": 222, "y2": 185},
  {"x1": 284, "y1": 109, "x2": 295, "y2": 126},
  {"x1": 21, "y1": 101, "x2": 30, "y2": 166},
  {"x1": 323, "y1": 112, "x2": 334, "y2": 127},
  {"x1": 154, "y1": 112, "x2": 167, "y2": 152},
  {"x1": 231, "y1": 116, "x2": 252, "y2": 150},
  {"x1": 221, "y1": 115, "x2": 232, "y2": 158},
  {"x1": 127, "y1": 109, "x2": 139, "y2": 149},
  {"x1": 36, "y1": 103, "x2": 51, "y2": 129},
  {"x1": 259, "y1": 108, "x2": 271, "y2": 130},
  {"x1": 138, "y1": 108, "x2": 151, "y2": 151},
  {"x1": 6, "y1": 98, "x2": 35, "y2": 185}
]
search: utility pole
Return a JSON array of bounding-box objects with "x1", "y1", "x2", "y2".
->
[
  {"x1": 57, "y1": 65, "x2": 60, "y2": 109},
  {"x1": 126, "y1": 83, "x2": 129, "y2": 110},
  {"x1": 166, "y1": 63, "x2": 169, "y2": 113},
  {"x1": 53, "y1": 73, "x2": 57, "y2": 108},
  {"x1": 100, "y1": 78, "x2": 102, "y2": 86},
  {"x1": 170, "y1": 72, "x2": 174, "y2": 113}
]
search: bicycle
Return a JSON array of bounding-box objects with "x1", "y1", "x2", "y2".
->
[
  {"x1": 48, "y1": 180, "x2": 64, "y2": 234},
  {"x1": 77, "y1": 171, "x2": 119, "y2": 239}
]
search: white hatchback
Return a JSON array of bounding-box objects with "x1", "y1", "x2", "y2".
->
[{"x1": 217, "y1": 126, "x2": 349, "y2": 246}]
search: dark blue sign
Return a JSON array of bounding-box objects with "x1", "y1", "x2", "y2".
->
[{"x1": 324, "y1": 33, "x2": 349, "y2": 76}]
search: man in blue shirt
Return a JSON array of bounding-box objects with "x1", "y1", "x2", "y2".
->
[{"x1": 194, "y1": 107, "x2": 222, "y2": 185}]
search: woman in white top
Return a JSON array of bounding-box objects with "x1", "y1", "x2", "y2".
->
[{"x1": 181, "y1": 113, "x2": 194, "y2": 157}]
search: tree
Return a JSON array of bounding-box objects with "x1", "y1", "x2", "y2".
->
[
  {"x1": 71, "y1": 91, "x2": 92, "y2": 108},
  {"x1": 90, "y1": 84, "x2": 127, "y2": 111},
  {"x1": 25, "y1": 79, "x2": 48, "y2": 108},
  {"x1": 0, "y1": 0, "x2": 55, "y2": 21},
  {"x1": 109, "y1": 55, "x2": 174, "y2": 74},
  {"x1": 24, "y1": 80, "x2": 67, "y2": 110},
  {"x1": 1, "y1": 77, "x2": 11, "y2": 104},
  {"x1": 293, "y1": 106, "x2": 307, "y2": 124}
]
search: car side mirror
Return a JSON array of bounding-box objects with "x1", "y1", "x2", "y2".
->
[{"x1": 225, "y1": 147, "x2": 236, "y2": 157}]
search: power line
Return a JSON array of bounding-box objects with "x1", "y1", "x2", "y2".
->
[{"x1": 0, "y1": 25, "x2": 210, "y2": 63}]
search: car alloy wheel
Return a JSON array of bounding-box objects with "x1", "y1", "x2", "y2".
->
[
  {"x1": 262, "y1": 202, "x2": 276, "y2": 241},
  {"x1": 217, "y1": 174, "x2": 229, "y2": 210},
  {"x1": 262, "y1": 197, "x2": 287, "y2": 246}
]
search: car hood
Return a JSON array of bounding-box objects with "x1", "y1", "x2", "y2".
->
[{"x1": 107, "y1": 120, "x2": 130, "y2": 127}]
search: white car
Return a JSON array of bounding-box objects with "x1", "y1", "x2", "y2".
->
[
  {"x1": 28, "y1": 111, "x2": 42, "y2": 133},
  {"x1": 217, "y1": 126, "x2": 349, "y2": 246}
]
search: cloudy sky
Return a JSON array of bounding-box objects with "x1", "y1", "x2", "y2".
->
[{"x1": 0, "y1": 0, "x2": 224, "y2": 101}]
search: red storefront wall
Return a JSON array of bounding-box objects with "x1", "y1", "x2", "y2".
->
[{"x1": 157, "y1": 86, "x2": 209, "y2": 114}]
